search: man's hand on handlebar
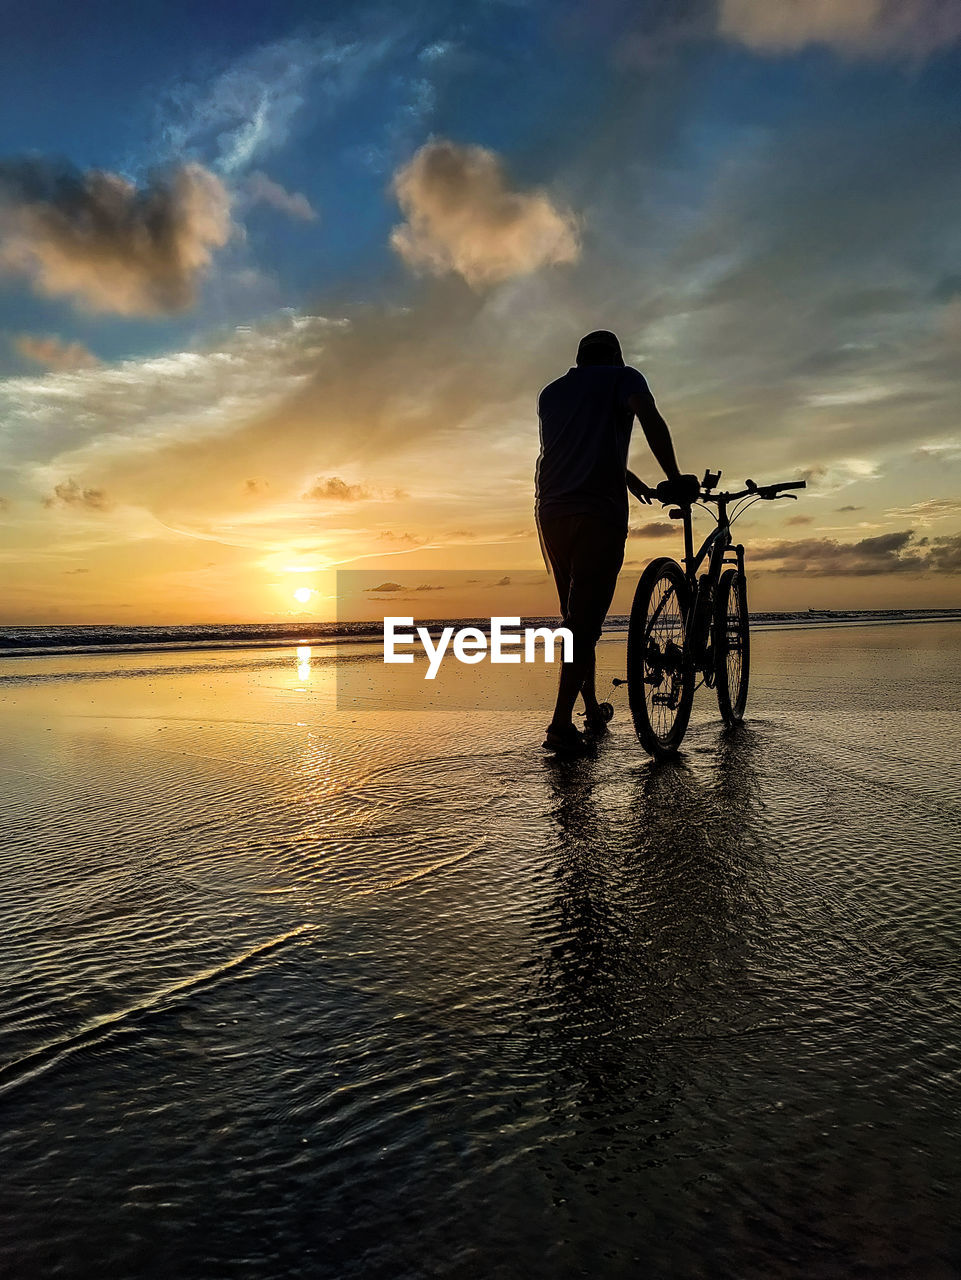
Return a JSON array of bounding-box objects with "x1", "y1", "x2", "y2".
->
[
  {"x1": 631, "y1": 470, "x2": 806, "y2": 508},
  {"x1": 626, "y1": 470, "x2": 656, "y2": 504},
  {"x1": 655, "y1": 473, "x2": 701, "y2": 505}
]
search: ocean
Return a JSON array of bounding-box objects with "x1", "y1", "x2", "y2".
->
[{"x1": 2, "y1": 608, "x2": 960, "y2": 654}]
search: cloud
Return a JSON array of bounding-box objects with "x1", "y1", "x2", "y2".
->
[
  {"x1": 602, "y1": 1, "x2": 716, "y2": 68},
  {"x1": 0, "y1": 295, "x2": 557, "y2": 577},
  {"x1": 0, "y1": 313, "x2": 334, "y2": 478},
  {"x1": 886, "y1": 497, "x2": 961, "y2": 522},
  {"x1": 926, "y1": 534, "x2": 961, "y2": 572},
  {"x1": 243, "y1": 478, "x2": 269, "y2": 495},
  {"x1": 303, "y1": 475, "x2": 371, "y2": 501},
  {"x1": 161, "y1": 31, "x2": 397, "y2": 175},
  {"x1": 366, "y1": 581, "x2": 404, "y2": 592},
  {"x1": 14, "y1": 334, "x2": 99, "y2": 371},
  {"x1": 348, "y1": 38, "x2": 447, "y2": 177},
  {"x1": 718, "y1": 0, "x2": 961, "y2": 57},
  {"x1": 161, "y1": 36, "x2": 327, "y2": 174},
  {"x1": 390, "y1": 140, "x2": 580, "y2": 287},
  {"x1": 629, "y1": 521, "x2": 675, "y2": 538},
  {"x1": 245, "y1": 172, "x2": 316, "y2": 221},
  {"x1": 640, "y1": 102, "x2": 961, "y2": 477},
  {"x1": 914, "y1": 437, "x2": 961, "y2": 463},
  {"x1": 799, "y1": 460, "x2": 881, "y2": 494},
  {"x1": 837, "y1": 505, "x2": 863, "y2": 512},
  {"x1": 5, "y1": 16, "x2": 961, "y2": 622},
  {"x1": 751, "y1": 529, "x2": 941, "y2": 575},
  {"x1": 379, "y1": 529, "x2": 425, "y2": 545},
  {"x1": 932, "y1": 273, "x2": 961, "y2": 303},
  {"x1": 43, "y1": 478, "x2": 109, "y2": 512},
  {"x1": 0, "y1": 161, "x2": 232, "y2": 315},
  {"x1": 786, "y1": 514, "x2": 813, "y2": 525}
]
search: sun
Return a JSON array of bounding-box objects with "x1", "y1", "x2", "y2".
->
[{"x1": 293, "y1": 587, "x2": 313, "y2": 604}]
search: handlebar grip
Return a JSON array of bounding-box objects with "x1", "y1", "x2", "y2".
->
[{"x1": 757, "y1": 479, "x2": 807, "y2": 499}]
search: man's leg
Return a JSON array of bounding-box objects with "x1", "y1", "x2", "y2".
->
[
  {"x1": 580, "y1": 650, "x2": 600, "y2": 717},
  {"x1": 548, "y1": 635, "x2": 593, "y2": 734},
  {"x1": 548, "y1": 517, "x2": 624, "y2": 733},
  {"x1": 538, "y1": 514, "x2": 582, "y2": 735}
]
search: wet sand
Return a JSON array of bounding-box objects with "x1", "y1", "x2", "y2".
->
[{"x1": 1, "y1": 621, "x2": 960, "y2": 1278}]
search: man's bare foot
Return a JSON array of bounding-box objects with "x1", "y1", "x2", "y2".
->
[
  {"x1": 542, "y1": 723, "x2": 589, "y2": 754},
  {"x1": 582, "y1": 702, "x2": 614, "y2": 733}
]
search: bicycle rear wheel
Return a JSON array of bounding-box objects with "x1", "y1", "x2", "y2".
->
[
  {"x1": 714, "y1": 568, "x2": 750, "y2": 724},
  {"x1": 627, "y1": 557, "x2": 694, "y2": 758}
]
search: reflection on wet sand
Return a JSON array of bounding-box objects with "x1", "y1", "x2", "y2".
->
[
  {"x1": 531, "y1": 732, "x2": 764, "y2": 1134},
  {"x1": 1, "y1": 624, "x2": 960, "y2": 1278}
]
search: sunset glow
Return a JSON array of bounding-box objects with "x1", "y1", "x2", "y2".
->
[
  {"x1": 1, "y1": 3, "x2": 958, "y2": 623},
  {"x1": 3, "y1": 8, "x2": 961, "y2": 1274}
]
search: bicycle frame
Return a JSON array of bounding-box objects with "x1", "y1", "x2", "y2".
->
[
  {"x1": 669, "y1": 497, "x2": 744, "y2": 673},
  {"x1": 674, "y1": 496, "x2": 744, "y2": 591}
]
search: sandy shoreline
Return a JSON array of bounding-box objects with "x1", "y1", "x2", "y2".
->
[{"x1": 2, "y1": 619, "x2": 960, "y2": 1278}]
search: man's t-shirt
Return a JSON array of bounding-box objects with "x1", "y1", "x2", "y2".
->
[{"x1": 535, "y1": 364, "x2": 649, "y2": 530}]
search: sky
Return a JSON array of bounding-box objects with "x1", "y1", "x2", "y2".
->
[{"x1": 1, "y1": 0, "x2": 960, "y2": 623}]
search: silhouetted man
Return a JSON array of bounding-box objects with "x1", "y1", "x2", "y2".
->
[{"x1": 536, "y1": 330, "x2": 697, "y2": 753}]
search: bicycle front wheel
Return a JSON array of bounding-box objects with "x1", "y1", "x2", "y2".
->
[
  {"x1": 714, "y1": 567, "x2": 750, "y2": 725},
  {"x1": 627, "y1": 557, "x2": 694, "y2": 759}
]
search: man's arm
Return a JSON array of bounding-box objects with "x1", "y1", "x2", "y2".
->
[
  {"x1": 626, "y1": 469, "x2": 654, "y2": 503},
  {"x1": 628, "y1": 386, "x2": 681, "y2": 480}
]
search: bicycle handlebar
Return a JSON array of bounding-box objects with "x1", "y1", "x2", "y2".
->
[
  {"x1": 699, "y1": 478, "x2": 806, "y2": 503},
  {"x1": 639, "y1": 474, "x2": 807, "y2": 507}
]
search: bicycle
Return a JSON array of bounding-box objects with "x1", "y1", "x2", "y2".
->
[{"x1": 623, "y1": 470, "x2": 805, "y2": 760}]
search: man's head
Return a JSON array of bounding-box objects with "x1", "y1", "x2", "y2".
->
[{"x1": 575, "y1": 330, "x2": 624, "y2": 367}]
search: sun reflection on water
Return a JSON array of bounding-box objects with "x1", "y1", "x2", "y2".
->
[{"x1": 297, "y1": 645, "x2": 311, "y2": 683}]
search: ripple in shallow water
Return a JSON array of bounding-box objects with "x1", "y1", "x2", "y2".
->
[{"x1": 1, "y1": 624, "x2": 960, "y2": 1279}]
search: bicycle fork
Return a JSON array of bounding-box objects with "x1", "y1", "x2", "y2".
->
[{"x1": 687, "y1": 536, "x2": 744, "y2": 675}]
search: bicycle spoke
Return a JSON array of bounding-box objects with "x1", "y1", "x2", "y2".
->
[
  {"x1": 628, "y1": 558, "x2": 695, "y2": 757},
  {"x1": 643, "y1": 578, "x2": 686, "y2": 741},
  {"x1": 726, "y1": 593, "x2": 742, "y2": 697},
  {"x1": 714, "y1": 568, "x2": 750, "y2": 725}
]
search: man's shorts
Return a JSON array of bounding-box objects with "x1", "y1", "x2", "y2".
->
[{"x1": 537, "y1": 510, "x2": 626, "y2": 657}]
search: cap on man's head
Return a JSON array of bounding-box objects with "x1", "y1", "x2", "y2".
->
[{"x1": 575, "y1": 330, "x2": 624, "y2": 367}]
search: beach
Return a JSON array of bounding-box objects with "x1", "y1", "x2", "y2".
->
[{"x1": 2, "y1": 619, "x2": 960, "y2": 1278}]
